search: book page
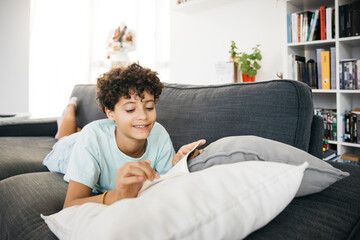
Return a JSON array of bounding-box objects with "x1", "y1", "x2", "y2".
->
[{"x1": 138, "y1": 141, "x2": 201, "y2": 195}]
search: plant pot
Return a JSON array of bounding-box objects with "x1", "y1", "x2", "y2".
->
[{"x1": 242, "y1": 74, "x2": 255, "y2": 83}]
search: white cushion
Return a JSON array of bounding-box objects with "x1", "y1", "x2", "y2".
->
[{"x1": 42, "y1": 161, "x2": 307, "y2": 240}]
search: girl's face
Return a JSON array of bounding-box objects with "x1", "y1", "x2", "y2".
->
[{"x1": 106, "y1": 90, "x2": 157, "y2": 144}]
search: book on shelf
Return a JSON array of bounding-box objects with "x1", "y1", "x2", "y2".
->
[
  {"x1": 302, "y1": 11, "x2": 313, "y2": 42},
  {"x1": 332, "y1": 8, "x2": 336, "y2": 39},
  {"x1": 321, "y1": 51, "x2": 331, "y2": 90},
  {"x1": 323, "y1": 149, "x2": 338, "y2": 161},
  {"x1": 287, "y1": 14, "x2": 292, "y2": 43},
  {"x1": 339, "y1": 4, "x2": 347, "y2": 38},
  {"x1": 326, "y1": 7, "x2": 333, "y2": 39},
  {"x1": 352, "y1": 114, "x2": 358, "y2": 143},
  {"x1": 353, "y1": 1, "x2": 360, "y2": 36},
  {"x1": 287, "y1": 6, "x2": 335, "y2": 43},
  {"x1": 346, "y1": 3, "x2": 352, "y2": 37},
  {"x1": 330, "y1": 47, "x2": 336, "y2": 89},
  {"x1": 357, "y1": 60, "x2": 360, "y2": 89},
  {"x1": 342, "y1": 110, "x2": 360, "y2": 143},
  {"x1": 339, "y1": 152, "x2": 360, "y2": 165},
  {"x1": 289, "y1": 47, "x2": 337, "y2": 89},
  {"x1": 309, "y1": 10, "x2": 320, "y2": 41},
  {"x1": 315, "y1": 109, "x2": 337, "y2": 141},
  {"x1": 307, "y1": 59, "x2": 318, "y2": 89},
  {"x1": 288, "y1": 55, "x2": 319, "y2": 88},
  {"x1": 320, "y1": 6, "x2": 326, "y2": 40},
  {"x1": 339, "y1": 59, "x2": 359, "y2": 90},
  {"x1": 339, "y1": 2, "x2": 360, "y2": 37},
  {"x1": 291, "y1": 13, "x2": 298, "y2": 43},
  {"x1": 316, "y1": 48, "x2": 325, "y2": 89}
]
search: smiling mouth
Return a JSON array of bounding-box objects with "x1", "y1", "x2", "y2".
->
[{"x1": 133, "y1": 124, "x2": 150, "y2": 129}]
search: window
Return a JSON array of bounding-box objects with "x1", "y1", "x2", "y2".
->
[{"x1": 30, "y1": 0, "x2": 169, "y2": 118}]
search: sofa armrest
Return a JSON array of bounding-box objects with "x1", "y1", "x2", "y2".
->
[
  {"x1": 308, "y1": 115, "x2": 324, "y2": 159},
  {"x1": 0, "y1": 118, "x2": 57, "y2": 137}
]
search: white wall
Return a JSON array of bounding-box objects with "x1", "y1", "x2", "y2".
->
[
  {"x1": 169, "y1": 0, "x2": 287, "y2": 85},
  {"x1": 0, "y1": 0, "x2": 30, "y2": 114}
]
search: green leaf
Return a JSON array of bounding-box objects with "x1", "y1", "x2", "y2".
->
[
  {"x1": 241, "y1": 65, "x2": 249, "y2": 74},
  {"x1": 254, "y1": 61, "x2": 261, "y2": 70},
  {"x1": 248, "y1": 69, "x2": 257, "y2": 77},
  {"x1": 255, "y1": 53, "x2": 262, "y2": 60},
  {"x1": 249, "y1": 54, "x2": 256, "y2": 60}
]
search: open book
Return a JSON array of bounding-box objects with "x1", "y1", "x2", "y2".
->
[{"x1": 138, "y1": 141, "x2": 201, "y2": 196}]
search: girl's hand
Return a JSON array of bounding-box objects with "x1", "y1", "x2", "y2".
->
[
  {"x1": 172, "y1": 139, "x2": 206, "y2": 165},
  {"x1": 115, "y1": 160, "x2": 159, "y2": 200}
]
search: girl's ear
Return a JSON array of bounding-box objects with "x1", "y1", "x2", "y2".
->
[{"x1": 105, "y1": 107, "x2": 115, "y2": 122}]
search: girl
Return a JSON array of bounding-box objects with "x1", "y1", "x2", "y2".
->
[{"x1": 62, "y1": 63, "x2": 204, "y2": 208}]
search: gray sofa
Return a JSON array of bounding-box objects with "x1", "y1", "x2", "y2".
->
[{"x1": 0, "y1": 80, "x2": 359, "y2": 239}]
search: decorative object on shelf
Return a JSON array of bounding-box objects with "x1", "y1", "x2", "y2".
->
[
  {"x1": 229, "y1": 41, "x2": 240, "y2": 83},
  {"x1": 107, "y1": 23, "x2": 136, "y2": 69},
  {"x1": 229, "y1": 41, "x2": 262, "y2": 83}
]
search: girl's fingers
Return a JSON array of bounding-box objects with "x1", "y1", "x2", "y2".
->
[{"x1": 122, "y1": 161, "x2": 159, "y2": 182}]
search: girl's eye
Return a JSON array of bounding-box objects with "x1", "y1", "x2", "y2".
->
[
  {"x1": 146, "y1": 107, "x2": 154, "y2": 111},
  {"x1": 126, "y1": 109, "x2": 135, "y2": 113}
]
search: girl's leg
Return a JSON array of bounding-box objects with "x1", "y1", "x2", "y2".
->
[
  {"x1": 55, "y1": 97, "x2": 80, "y2": 140},
  {"x1": 57, "y1": 104, "x2": 77, "y2": 140}
]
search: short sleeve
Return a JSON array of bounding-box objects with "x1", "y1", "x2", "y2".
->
[
  {"x1": 64, "y1": 127, "x2": 101, "y2": 190},
  {"x1": 153, "y1": 128, "x2": 175, "y2": 175}
]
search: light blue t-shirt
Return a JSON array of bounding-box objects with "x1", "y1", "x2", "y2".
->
[{"x1": 64, "y1": 119, "x2": 175, "y2": 193}]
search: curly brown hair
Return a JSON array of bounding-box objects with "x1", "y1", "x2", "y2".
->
[{"x1": 96, "y1": 63, "x2": 164, "y2": 112}]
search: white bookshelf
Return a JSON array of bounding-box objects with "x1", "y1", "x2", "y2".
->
[{"x1": 285, "y1": 0, "x2": 360, "y2": 156}]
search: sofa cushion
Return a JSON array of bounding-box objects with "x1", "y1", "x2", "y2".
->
[
  {"x1": 156, "y1": 80, "x2": 314, "y2": 153},
  {"x1": 0, "y1": 137, "x2": 56, "y2": 180},
  {"x1": 188, "y1": 136, "x2": 349, "y2": 197},
  {"x1": 0, "y1": 172, "x2": 68, "y2": 240},
  {"x1": 245, "y1": 162, "x2": 360, "y2": 240}
]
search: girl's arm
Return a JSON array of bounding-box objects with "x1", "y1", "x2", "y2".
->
[
  {"x1": 63, "y1": 180, "x2": 101, "y2": 208},
  {"x1": 63, "y1": 160, "x2": 160, "y2": 208}
]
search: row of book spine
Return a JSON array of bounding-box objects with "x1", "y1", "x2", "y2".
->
[
  {"x1": 339, "y1": 2, "x2": 360, "y2": 38},
  {"x1": 315, "y1": 109, "x2": 337, "y2": 141},
  {"x1": 287, "y1": 6, "x2": 334, "y2": 43},
  {"x1": 288, "y1": 47, "x2": 335, "y2": 89},
  {"x1": 340, "y1": 59, "x2": 360, "y2": 90},
  {"x1": 341, "y1": 111, "x2": 360, "y2": 143}
]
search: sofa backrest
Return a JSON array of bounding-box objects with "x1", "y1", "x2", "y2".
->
[
  {"x1": 156, "y1": 80, "x2": 314, "y2": 153},
  {"x1": 70, "y1": 80, "x2": 315, "y2": 156}
]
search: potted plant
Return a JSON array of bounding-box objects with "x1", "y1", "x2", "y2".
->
[{"x1": 229, "y1": 41, "x2": 262, "y2": 82}]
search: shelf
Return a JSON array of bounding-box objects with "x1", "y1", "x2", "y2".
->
[
  {"x1": 285, "y1": 0, "x2": 360, "y2": 155},
  {"x1": 339, "y1": 90, "x2": 360, "y2": 94},
  {"x1": 340, "y1": 142, "x2": 360, "y2": 148},
  {"x1": 338, "y1": 36, "x2": 360, "y2": 46},
  {"x1": 287, "y1": 39, "x2": 336, "y2": 47},
  {"x1": 286, "y1": 0, "x2": 334, "y2": 11},
  {"x1": 173, "y1": 0, "x2": 239, "y2": 13},
  {"x1": 312, "y1": 89, "x2": 337, "y2": 93}
]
